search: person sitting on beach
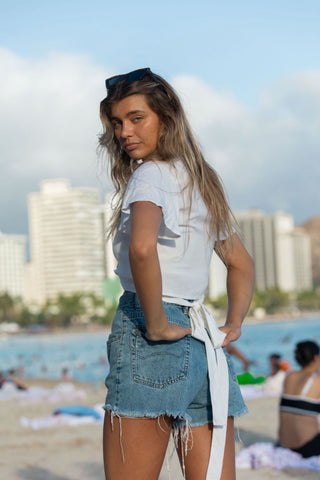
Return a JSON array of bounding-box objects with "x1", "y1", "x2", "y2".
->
[
  {"x1": 99, "y1": 67, "x2": 255, "y2": 480},
  {"x1": 269, "y1": 353, "x2": 291, "y2": 376},
  {"x1": 264, "y1": 353, "x2": 291, "y2": 395},
  {"x1": 0, "y1": 370, "x2": 27, "y2": 391},
  {"x1": 278, "y1": 340, "x2": 320, "y2": 458},
  {"x1": 0, "y1": 372, "x2": 6, "y2": 388}
]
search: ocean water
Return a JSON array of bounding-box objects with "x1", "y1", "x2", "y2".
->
[
  {"x1": 0, "y1": 329, "x2": 109, "y2": 383},
  {"x1": 235, "y1": 316, "x2": 320, "y2": 376},
  {"x1": 1, "y1": 316, "x2": 320, "y2": 382}
]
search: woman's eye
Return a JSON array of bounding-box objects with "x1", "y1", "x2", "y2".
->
[
  {"x1": 133, "y1": 116, "x2": 142, "y2": 123},
  {"x1": 112, "y1": 121, "x2": 121, "y2": 129}
]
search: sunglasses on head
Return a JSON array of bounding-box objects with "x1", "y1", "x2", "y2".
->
[{"x1": 105, "y1": 67, "x2": 164, "y2": 93}]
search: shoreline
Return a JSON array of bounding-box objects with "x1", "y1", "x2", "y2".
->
[
  {"x1": 2, "y1": 310, "x2": 320, "y2": 337},
  {"x1": 0, "y1": 322, "x2": 110, "y2": 338},
  {"x1": 243, "y1": 309, "x2": 320, "y2": 325}
]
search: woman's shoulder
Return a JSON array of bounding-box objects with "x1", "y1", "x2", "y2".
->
[
  {"x1": 283, "y1": 370, "x2": 296, "y2": 383},
  {"x1": 282, "y1": 371, "x2": 301, "y2": 392},
  {"x1": 131, "y1": 159, "x2": 186, "y2": 191},
  {"x1": 135, "y1": 158, "x2": 182, "y2": 174},
  {"x1": 283, "y1": 371, "x2": 320, "y2": 396}
]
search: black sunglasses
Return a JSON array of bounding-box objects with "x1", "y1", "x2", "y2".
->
[{"x1": 105, "y1": 67, "x2": 164, "y2": 93}]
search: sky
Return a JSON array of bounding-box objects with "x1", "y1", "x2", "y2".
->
[{"x1": 0, "y1": 0, "x2": 320, "y2": 238}]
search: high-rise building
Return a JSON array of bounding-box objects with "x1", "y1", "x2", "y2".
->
[
  {"x1": 0, "y1": 232, "x2": 26, "y2": 297},
  {"x1": 237, "y1": 210, "x2": 312, "y2": 292},
  {"x1": 301, "y1": 216, "x2": 320, "y2": 287},
  {"x1": 207, "y1": 210, "x2": 313, "y2": 299},
  {"x1": 28, "y1": 179, "x2": 105, "y2": 304},
  {"x1": 292, "y1": 228, "x2": 313, "y2": 291}
]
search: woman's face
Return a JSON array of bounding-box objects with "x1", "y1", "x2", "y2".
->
[{"x1": 111, "y1": 94, "x2": 162, "y2": 161}]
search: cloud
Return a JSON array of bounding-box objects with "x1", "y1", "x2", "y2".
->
[
  {"x1": 0, "y1": 48, "x2": 319, "y2": 236},
  {"x1": 0, "y1": 48, "x2": 111, "y2": 233},
  {"x1": 173, "y1": 72, "x2": 320, "y2": 221}
]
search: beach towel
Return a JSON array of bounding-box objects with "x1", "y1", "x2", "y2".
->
[
  {"x1": 236, "y1": 442, "x2": 320, "y2": 471},
  {"x1": 54, "y1": 404, "x2": 101, "y2": 420},
  {"x1": 20, "y1": 404, "x2": 104, "y2": 429}
]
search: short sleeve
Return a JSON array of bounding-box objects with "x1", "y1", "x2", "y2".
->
[
  {"x1": 214, "y1": 225, "x2": 236, "y2": 243},
  {"x1": 119, "y1": 161, "x2": 181, "y2": 238}
]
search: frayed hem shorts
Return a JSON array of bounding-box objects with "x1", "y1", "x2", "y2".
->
[{"x1": 104, "y1": 292, "x2": 248, "y2": 426}]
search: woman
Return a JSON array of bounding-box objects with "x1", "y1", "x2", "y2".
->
[
  {"x1": 99, "y1": 68, "x2": 255, "y2": 480},
  {"x1": 279, "y1": 340, "x2": 320, "y2": 458}
]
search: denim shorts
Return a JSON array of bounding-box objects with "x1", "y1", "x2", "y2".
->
[{"x1": 104, "y1": 292, "x2": 248, "y2": 426}]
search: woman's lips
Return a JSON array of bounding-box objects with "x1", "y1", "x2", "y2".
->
[{"x1": 125, "y1": 143, "x2": 139, "y2": 151}]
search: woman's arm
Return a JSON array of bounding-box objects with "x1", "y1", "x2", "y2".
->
[
  {"x1": 129, "y1": 201, "x2": 191, "y2": 341},
  {"x1": 215, "y1": 234, "x2": 255, "y2": 346}
]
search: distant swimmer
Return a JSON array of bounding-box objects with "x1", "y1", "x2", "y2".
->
[{"x1": 61, "y1": 366, "x2": 71, "y2": 380}]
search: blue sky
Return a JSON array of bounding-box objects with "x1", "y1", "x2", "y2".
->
[
  {"x1": 2, "y1": 0, "x2": 319, "y2": 103},
  {"x1": 0, "y1": 0, "x2": 320, "y2": 234}
]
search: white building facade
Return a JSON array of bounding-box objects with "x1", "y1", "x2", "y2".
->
[
  {"x1": 208, "y1": 210, "x2": 313, "y2": 299},
  {"x1": 237, "y1": 210, "x2": 312, "y2": 293},
  {"x1": 0, "y1": 232, "x2": 26, "y2": 297},
  {"x1": 28, "y1": 179, "x2": 106, "y2": 304}
]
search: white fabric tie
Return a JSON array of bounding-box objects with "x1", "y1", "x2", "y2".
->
[{"x1": 163, "y1": 297, "x2": 229, "y2": 480}]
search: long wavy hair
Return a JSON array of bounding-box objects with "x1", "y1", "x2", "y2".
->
[{"x1": 99, "y1": 70, "x2": 236, "y2": 256}]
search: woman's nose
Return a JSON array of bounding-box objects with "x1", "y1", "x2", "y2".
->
[{"x1": 120, "y1": 121, "x2": 133, "y2": 138}]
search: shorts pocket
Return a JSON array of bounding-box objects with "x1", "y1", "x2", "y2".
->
[{"x1": 130, "y1": 326, "x2": 190, "y2": 388}]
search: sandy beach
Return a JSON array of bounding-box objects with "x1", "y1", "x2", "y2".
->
[{"x1": 1, "y1": 378, "x2": 319, "y2": 480}]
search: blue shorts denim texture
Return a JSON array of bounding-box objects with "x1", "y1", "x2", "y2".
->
[{"x1": 104, "y1": 292, "x2": 248, "y2": 426}]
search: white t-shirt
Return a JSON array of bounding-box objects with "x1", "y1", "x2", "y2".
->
[{"x1": 113, "y1": 159, "x2": 222, "y2": 300}]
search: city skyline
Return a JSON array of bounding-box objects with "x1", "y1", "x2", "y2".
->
[
  {"x1": 1, "y1": 176, "x2": 318, "y2": 239},
  {"x1": 1, "y1": 175, "x2": 319, "y2": 239},
  {"x1": 1, "y1": 1, "x2": 320, "y2": 235},
  {"x1": 1, "y1": 180, "x2": 313, "y2": 304}
]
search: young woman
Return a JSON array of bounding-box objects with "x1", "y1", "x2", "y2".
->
[
  {"x1": 99, "y1": 68, "x2": 255, "y2": 480},
  {"x1": 279, "y1": 340, "x2": 320, "y2": 458}
]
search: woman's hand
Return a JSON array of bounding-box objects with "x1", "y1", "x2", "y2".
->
[
  {"x1": 146, "y1": 323, "x2": 192, "y2": 342},
  {"x1": 219, "y1": 323, "x2": 242, "y2": 347},
  {"x1": 215, "y1": 234, "x2": 255, "y2": 348}
]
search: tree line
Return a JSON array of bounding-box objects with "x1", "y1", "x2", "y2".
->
[
  {"x1": 1, "y1": 287, "x2": 320, "y2": 329},
  {"x1": 0, "y1": 292, "x2": 117, "y2": 329},
  {"x1": 209, "y1": 287, "x2": 320, "y2": 315}
]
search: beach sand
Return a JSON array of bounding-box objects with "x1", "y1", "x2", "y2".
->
[{"x1": 1, "y1": 379, "x2": 318, "y2": 480}]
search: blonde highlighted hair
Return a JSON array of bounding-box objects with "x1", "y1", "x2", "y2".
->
[{"x1": 99, "y1": 69, "x2": 235, "y2": 255}]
